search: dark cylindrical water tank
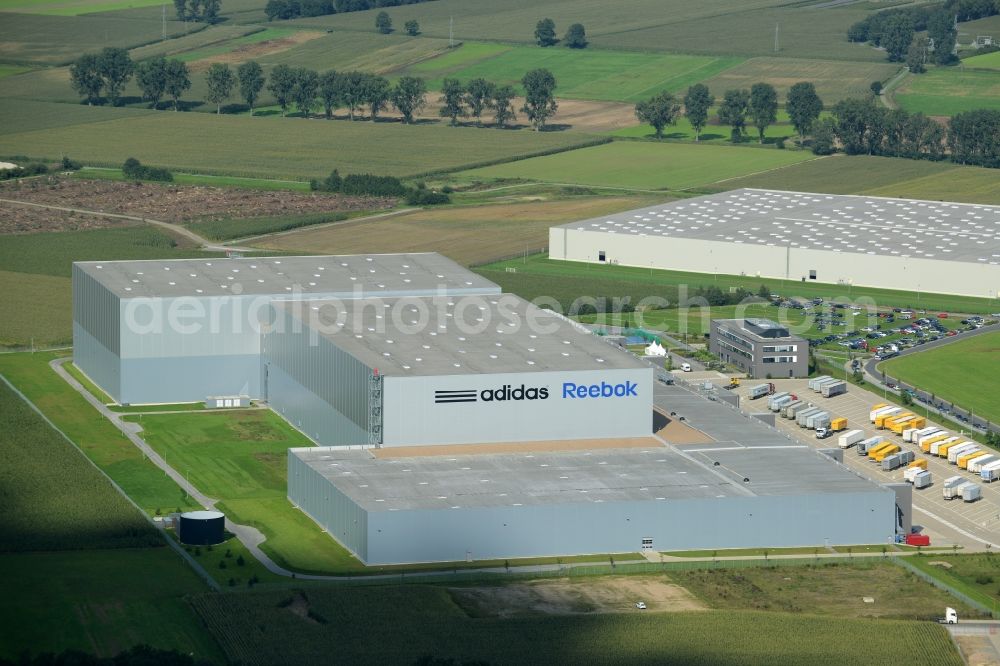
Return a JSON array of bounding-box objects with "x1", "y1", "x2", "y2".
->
[{"x1": 178, "y1": 510, "x2": 225, "y2": 545}]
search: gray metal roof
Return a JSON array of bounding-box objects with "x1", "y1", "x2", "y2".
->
[
  {"x1": 558, "y1": 188, "x2": 1000, "y2": 265},
  {"x1": 272, "y1": 293, "x2": 648, "y2": 376},
  {"x1": 74, "y1": 253, "x2": 500, "y2": 299},
  {"x1": 293, "y1": 376, "x2": 881, "y2": 512},
  {"x1": 714, "y1": 318, "x2": 804, "y2": 343}
]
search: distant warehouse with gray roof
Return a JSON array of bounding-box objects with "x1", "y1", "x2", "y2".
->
[{"x1": 549, "y1": 189, "x2": 1000, "y2": 298}]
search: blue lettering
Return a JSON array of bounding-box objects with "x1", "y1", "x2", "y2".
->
[{"x1": 561, "y1": 380, "x2": 639, "y2": 399}]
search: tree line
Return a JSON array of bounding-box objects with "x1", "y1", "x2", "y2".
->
[
  {"x1": 848, "y1": 0, "x2": 999, "y2": 64},
  {"x1": 265, "y1": 0, "x2": 435, "y2": 21},
  {"x1": 633, "y1": 81, "x2": 824, "y2": 144},
  {"x1": 534, "y1": 18, "x2": 588, "y2": 48},
  {"x1": 69, "y1": 49, "x2": 561, "y2": 129}
]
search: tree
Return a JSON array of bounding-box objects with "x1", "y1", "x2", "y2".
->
[
  {"x1": 98, "y1": 47, "x2": 134, "y2": 107},
  {"x1": 881, "y1": 13, "x2": 914, "y2": 62},
  {"x1": 268, "y1": 64, "x2": 296, "y2": 116},
  {"x1": 237, "y1": 61, "x2": 265, "y2": 116},
  {"x1": 907, "y1": 35, "x2": 929, "y2": 73},
  {"x1": 465, "y1": 77, "x2": 494, "y2": 126},
  {"x1": 173, "y1": 0, "x2": 186, "y2": 19},
  {"x1": 749, "y1": 82, "x2": 778, "y2": 144},
  {"x1": 903, "y1": 112, "x2": 944, "y2": 160},
  {"x1": 786, "y1": 81, "x2": 822, "y2": 143},
  {"x1": 391, "y1": 76, "x2": 425, "y2": 123},
  {"x1": 563, "y1": 23, "x2": 587, "y2": 48},
  {"x1": 948, "y1": 109, "x2": 1000, "y2": 168},
  {"x1": 870, "y1": 80, "x2": 883, "y2": 96},
  {"x1": 535, "y1": 18, "x2": 557, "y2": 46},
  {"x1": 634, "y1": 91, "x2": 681, "y2": 140},
  {"x1": 70, "y1": 53, "x2": 104, "y2": 105},
  {"x1": 291, "y1": 67, "x2": 319, "y2": 117},
  {"x1": 363, "y1": 75, "x2": 391, "y2": 120},
  {"x1": 832, "y1": 97, "x2": 878, "y2": 155},
  {"x1": 341, "y1": 71, "x2": 368, "y2": 120},
  {"x1": 491, "y1": 84, "x2": 517, "y2": 128},
  {"x1": 164, "y1": 59, "x2": 190, "y2": 111},
  {"x1": 928, "y1": 10, "x2": 958, "y2": 65},
  {"x1": 318, "y1": 70, "x2": 342, "y2": 118},
  {"x1": 175, "y1": 0, "x2": 221, "y2": 22},
  {"x1": 438, "y1": 78, "x2": 467, "y2": 125},
  {"x1": 683, "y1": 83, "x2": 713, "y2": 141},
  {"x1": 205, "y1": 62, "x2": 235, "y2": 114},
  {"x1": 404, "y1": 19, "x2": 419, "y2": 36},
  {"x1": 375, "y1": 10, "x2": 392, "y2": 34},
  {"x1": 717, "y1": 88, "x2": 750, "y2": 142},
  {"x1": 521, "y1": 68, "x2": 557, "y2": 131},
  {"x1": 136, "y1": 56, "x2": 168, "y2": 109}
]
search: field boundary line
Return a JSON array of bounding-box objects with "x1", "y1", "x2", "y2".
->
[
  {"x1": 233, "y1": 207, "x2": 421, "y2": 245},
  {"x1": 707, "y1": 154, "x2": 829, "y2": 185},
  {"x1": 0, "y1": 370, "x2": 221, "y2": 591}
]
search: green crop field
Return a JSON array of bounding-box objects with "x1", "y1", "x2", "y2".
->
[
  {"x1": 289, "y1": 0, "x2": 882, "y2": 61},
  {"x1": 716, "y1": 154, "x2": 1000, "y2": 205},
  {"x1": 461, "y1": 141, "x2": 819, "y2": 190},
  {"x1": 0, "y1": 379, "x2": 159, "y2": 550},
  {"x1": 398, "y1": 41, "x2": 741, "y2": 104},
  {"x1": 0, "y1": 98, "x2": 155, "y2": 135},
  {"x1": 880, "y1": 331, "x2": 1000, "y2": 425},
  {"x1": 478, "y1": 255, "x2": 1000, "y2": 316},
  {"x1": 0, "y1": 549, "x2": 223, "y2": 660},
  {"x1": 895, "y1": 67, "x2": 1000, "y2": 116},
  {"x1": 127, "y1": 23, "x2": 263, "y2": 60},
  {"x1": 0, "y1": 0, "x2": 170, "y2": 15},
  {"x1": 0, "y1": 12, "x2": 190, "y2": 65},
  {"x1": 0, "y1": 351, "x2": 201, "y2": 513},
  {"x1": 174, "y1": 27, "x2": 298, "y2": 62},
  {"x1": 964, "y1": 49, "x2": 1000, "y2": 71},
  {"x1": 191, "y1": 583, "x2": 962, "y2": 666},
  {"x1": 123, "y1": 410, "x2": 370, "y2": 573},
  {"x1": 72, "y1": 166, "x2": 312, "y2": 191},
  {"x1": 702, "y1": 57, "x2": 900, "y2": 104},
  {"x1": 261, "y1": 31, "x2": 452, "y2": 75},
  {"x1": 0, "y1": 99, "x2": 602, "y2": 179},
  {"x1": 0, "y1": 64, "x2": 31, "y2": 78},
  {"x1": 0, "y1": 270, "x2": 71, "y2": 347}
]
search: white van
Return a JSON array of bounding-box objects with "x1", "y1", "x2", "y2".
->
[{"x1": 680, "y1": 363, "x2": 692, "y2": 372}]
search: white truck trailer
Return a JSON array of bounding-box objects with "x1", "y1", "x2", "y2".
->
[
  {"x1": 949, "y1": 443, "x2": 979, "y2": 464},
  {"x1": 808, "y1": 375, "x2": 832, "y2": 391},
  {"x1": 908, "y1": 426, "x2": 942, "y2": 444},
  {"x1": 821, "y1": 381, "x2": 848, "y2": 398},
  {"x1": 943, "y1": 476, "x2": 967, "y2": 499},
  {"x1": 981, "y1": 460, "x2": 1000, "y2": 482},
  {"x1": 748, "y1": 384, "x2": 772, "y2": 400},
  {"x1": 807, "y1": 411, "x2": 831, "y2": 430},
  {"x1": 970, "y1": 455, "x2": 999, "y2": 474},
  {"x1": 858, "y1": 436, "x2": 884, "y2": 455},
  {"x1": 913, "y1": 471, "x2": 932, "y2": 489},
  {"x1": 838, "y1": 430, "x2": 865, "y2": 449}
]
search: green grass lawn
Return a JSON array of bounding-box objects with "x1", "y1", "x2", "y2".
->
[
  {"x1": 895, "y1": 67, "x2": 1000, "y2": 116},
  {"x1": 0, "y1": 64, "x2": 31, "y2": 78},
  {"x1": 0, "y1": 98, "x2": 601, "y2": 179},
  {"x1": 461, "y1": 141, "x2": 818, "y2": 190},
  {"x1": 192, "y1": 583, "x2": 962, "y2": 666},
  {"x1": 0, "y1": 351, "x2": 201, "y2": 513},
  {"x1": 964, "y1": 49, "x2": 1000, "y2": 71},
  {"x1": 399, "y1": 41, "x2": 741, "y2": 104},
  {"x1": 0, "y1": 270, "x2": 71, "y2": 348},
  {"x1": 880, "y1": 331, "x2": 1000, "y2": 425},
  {"x1": 0, "y1": 548, "x2": 223, "y2": 661},
  {"x1": 906, "y1": 554, "x2": 1000, "y2": 612},
  {"x1": 478, "y1": 255, "x2": 1000, "y2": 316}
]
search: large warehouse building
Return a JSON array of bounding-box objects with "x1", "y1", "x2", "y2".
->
[
  {"x1": 73, "y1": 252, "x2": 906, "y2": 565},
  {"x1": 549, "y1": 188, "x2": 1000, "y2": 298}
]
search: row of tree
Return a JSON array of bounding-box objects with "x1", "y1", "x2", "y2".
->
[
  {"x1": 849, "y1": 0, "x2": 999, "y2": 64},
  {"x1": 815, "y1": 101, "x2": 999, "y2": 168},
  {"x1": 633, "y1": 81, "x2": 824, "y2": 144},
  {"x1": 265, "y1": 0, "x2": 435, "y2": 21},
  {"x1": 172, "y1": 0, "x2": 221, "y2": 23},
  {"x1": 534, "y1": 18, "x2": 588, "y2": 48}
]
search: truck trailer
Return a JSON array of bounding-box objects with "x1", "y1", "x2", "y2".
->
[
  {"x1": 838, "y1": 430, "x2": 865, "y2": 449},
  {"x1": 913, "y1": 471, "x2": 933, "y2": 489},
  {"x1": 879, "y1": 411, "x2": 913, "y2": 429},
  {"x1": 943, "y1": 476, "x2": 967, "y2": 498},
  {"x1": 882, "y1": 454, "x2": 904, "y2": 471},
  {"x1": 871, "y1": 406, "x2": 902, "y2": 425},
  {"x1": 958, "y1": 450, "x2": 987, "y2": 470},
  {"x1": 874, "y1": 444, "x2": 901, "y2": 462},
  {"x1": 769, "y1": 394, "x2": 795, "y2": 412},
  {"x1": 981, "y1": 460, "x2": 1000, "y2": 482},
  {"x1": 969, "y1": 456, "x2": 998, "y2": 474},
  {"x1": 858, "y1": 436, "x2": 884, "y2": 455},
  {"x1": 821, "y1": 381, "x2": 848, "y2": 398},
  {"x1": 806, "y1": 411, "x2": 831, "y2": 430},
  {"x1": 808, "y1": 375, "x2": 832, "y2": 391},
  {"x1": 910, "y1": 427, "x2": 943, "y2": 444},
  {"x1": 748, "y1": 383, "x2": 773, "y2": 400},
  {"x1": 797, "y1": 408, "x2": 822, "y2": 427},
  {"x1": 781, "y1": 400, "x2": 805, "y2": 418},
  {"x1": 868, "y1": 403, "x2": 890, "y2": 421},
  {"x1": 948, "y1": 443, "x2": 979, "y2": 464}
]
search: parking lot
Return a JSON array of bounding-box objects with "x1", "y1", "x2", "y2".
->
[{"x1": 727, "y1": 377, "x2": 1000, "y2": 551}]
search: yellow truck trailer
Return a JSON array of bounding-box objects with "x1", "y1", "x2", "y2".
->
[
  {"x1": 938, "y1": 440, "x2": 968, "y2": 458},
  {"x1": 908, "y1": 458, "x2": 929, "y2": 470},
  {"x1": 921, "y1": 434, "x2": 951, "y2": 453},
  {"x1": 880, "y1": 412, "x2": 915, "y2": 429},
  {"x1": 830, "y1": 417, "x2": 848, "y2": 432},
  {"x1": 868, "y1": 442, "x2": 897, "y2": 460},
  {"x1": 959, "y1": 451, "x2": 989, "y2": 470},
  {"x1": 890, "y1": 416, "x2": 923, "y2": 435},
  {"x1": 874, "y1": 444, "x2": 902, "y2": 462}
]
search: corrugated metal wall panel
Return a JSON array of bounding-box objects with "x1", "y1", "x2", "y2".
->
[{"x1": 288, "y1": 450, "x2": 367, "y2": 562}]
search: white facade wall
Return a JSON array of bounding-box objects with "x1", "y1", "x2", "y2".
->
[
  {"x1": 381, "y1": 368, "x2": 653, "y2": 446},
  {"x1": 550, "y1": 228, "x2": 1000, "y2": 298}
]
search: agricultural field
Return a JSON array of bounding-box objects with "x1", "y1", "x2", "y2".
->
[
  {"x1": 716, "y1": 154, "x2": 1000, "y2": 205},
  {"x1": 191, "y1": 581, "x2": 962, "y2": 666},
  {"x1": 72, "y1": 166, "x2": 312, "y2": 191},
  {"x1": 128, "y1": 23, "x2": 266, "y2": 60},
  {"x1": 0, "y1": 270, "x2": 71, "y2": 347},
  {"x1": 123, "y1": 410, "x2": 368, "y2": 573},
  {"x1": 894, "y1": 67, "x2": 1000, "y2": 117},
  {"x1": 0, "y1": 99, "x2": 601, "y2": 179},
  {"x1": 478, "y1": 255, "x2": 1000, "y2": 316},
  {"x1": 0, "y1": 0, "x2": 171, "y2": 14},
  {"x1": 702, "y1": 57, "x2": 899, "y2": 104},
  {"x1": 0, "y1": 12, "x2": 189, "y2": 65},
  {"x1": 880, "y1": 331, "x2": 1000, "y2": 426},
  {"x1": 290, "y1": 0, "x2": 882, "y2": 61},
  {"x1": 0, "y1": 548, "x2": 223, "y2": 661},
  {"x1": 0, "y1": 351, "x2": 202, "y2": 513},
  {"x1": 0, "y1": 379, "x2": 159, "y2": 550},
  {"x1": 964, "y1": 49, "x2": 1000, "y2": 71},
  {"x1": 256, "y1": 196, "x2": 657, "y2": 266},
  {"x1": 397, "y1": 41, "x2": 741, "y2": 104},
  {"x1": 460, "y1": 141, "x2": 820, "y2": 190}
]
